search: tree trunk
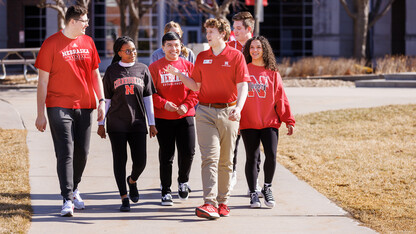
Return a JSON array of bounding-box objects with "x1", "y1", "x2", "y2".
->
[{"x1": 354, "y1": 0, "x2": 370, "y2": 59}]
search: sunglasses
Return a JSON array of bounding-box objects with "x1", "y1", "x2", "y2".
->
[{"x1": 120, "y1": 49, "x2": 137, "y2": 55}]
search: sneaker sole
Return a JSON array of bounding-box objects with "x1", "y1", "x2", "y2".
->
[
  {"x1": 264, "y1": 201, "x2": 275, "y2": 208},
  {"x1": 61, "y1": 211, "x2": 74, "y2": 217},
  {"x1": 161, "y1": 202, "x2": 173, "y2": 206},
  {"x1": 178, "y1": 195, "x2": 189, "y2": 201},
  {"x1": 250, "y1": 202, "x2": 261, "y2": 208},
  {"x1": 219, "y1": 213, "x2": 229, "y2": 217},
  {"x1": 195, "y1": 208, "x2": 219, "y2": 220}
]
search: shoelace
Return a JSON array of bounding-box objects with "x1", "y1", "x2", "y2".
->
[
  {"x1": 250, "y1": 193, "x2": 259, "y2": 202},
  {"x1": 163, "y1": 194, "x2": 172, "y2": 200},
  {"x1": 179, "y1": 183, "x2": 192, "y2": 192},
  {"x1": 263, "y1": 187, "x2": 274, "y2": 201}
]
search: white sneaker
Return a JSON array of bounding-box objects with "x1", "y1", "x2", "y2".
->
[
  {"x1": 61, "y1": 199, "x2": 74, "y2": 217},
  {"x1": 73, "y1": 189, "x2": 85, "y2": 210},
  {"x1": 230, "y1": 171, "x2": 237, "y2": 190}
]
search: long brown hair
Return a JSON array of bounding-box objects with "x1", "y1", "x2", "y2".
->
[
  {"x1": 243, "y1": 36, "x2": 278, "y2": 72},
  {"x1": 164, "y1": 21, "x2": 188, "y2": 57}
]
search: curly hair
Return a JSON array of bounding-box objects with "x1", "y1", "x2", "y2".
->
[
  {"x1": 111, "y1": 36, "x2": 135, "y2": 64},
  {"x1": 204, "y1": 18, "x2": 231, "y2": 41},
  {"x1": 243, "y1": 36, "x2": 278, "y2": 72}
]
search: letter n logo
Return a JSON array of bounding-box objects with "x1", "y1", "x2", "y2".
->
[
  {"x1": 125, "y1": 85, "x2": 134, "y2": 95},
  {"x1": 247, "y1": 75, "x2": 267, "y2": 98}
]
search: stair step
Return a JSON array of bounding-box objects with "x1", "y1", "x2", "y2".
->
[
  {"x1": 382, "y1": 73, "x2": 416, "y2": 81},
  {"x1": 355, "y1": 79, "x2": 416, "y2": 88}
]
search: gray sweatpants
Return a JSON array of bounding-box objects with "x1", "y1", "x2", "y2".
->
[{"x1": 47, "y1": 107, "x2": 92, "y2": 201}]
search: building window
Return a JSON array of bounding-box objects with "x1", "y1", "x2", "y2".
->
[
  {"x1": 24, "y1": 6, "x2": 46, "y2": 48},
  {"x1": 165, "y1": 2, "x2": 205, "y2": 44},
  {"x1": 261, "y1": 0, "x2": 313, "y2": 57}
]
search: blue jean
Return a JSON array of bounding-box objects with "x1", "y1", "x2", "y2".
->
[{"x1": 47, "y1": 107, "x2": 92, "y2": 201}]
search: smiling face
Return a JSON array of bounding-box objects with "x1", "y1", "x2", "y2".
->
[
  {"x1": 233, "y1": 21, "x2": 251, "y2": 44},
  {"x1": 249, "y1": 39, "x2": 264, "y2": 63},
  {"x1": 118, "y1": 41, "x2": 137, "y2": 63},
  {"x1": 162, "y1": 39, "x2": 181, "y2": 61}
]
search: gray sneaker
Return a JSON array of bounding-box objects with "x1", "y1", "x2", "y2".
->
[
  {"x1": 250, "y1": 192, "x2": 261, "y2": 208},
  {"x1": 261, "y1": 186, "x2": 275, "y2": 208}
]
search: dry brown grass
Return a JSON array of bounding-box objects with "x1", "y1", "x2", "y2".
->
[
  {"x1": 375, "y1": 55, "x2": 416, "y2": 74},
  {"x1": 277, "y1": 104, "x2": 416, "y2": 233},
  {"x1": 0, "y1": 129, "x2": 32, "y2": 234}
]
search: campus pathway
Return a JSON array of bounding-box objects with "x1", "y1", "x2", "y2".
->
[{"x1": 2, "y1": 87, "x2": 416, "y2": 234}]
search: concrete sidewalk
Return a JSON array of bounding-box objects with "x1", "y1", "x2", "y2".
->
[{"x1": 2, "y1": 87, "x2": 416, "y2": 233}]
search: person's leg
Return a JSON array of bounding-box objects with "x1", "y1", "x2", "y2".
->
[
  {"x1": 195, "y1": 105, "x2": 220, "y2": 207},
  {"x1": 72, "y1": 109, "x2": 93, "y2": 191},
  {"x1": 232, "y1": 134, "x2": 241, "y2": 171},
  {"x1": 216, "y1": 107, "x2": 239, "y2": 205},
  {"x1": 176, "y1": 116, "x2": 195, "y2": 184},
  {"x1": 241, "y1": 129, "x2": 261, "y2": 193},
  {"x1": 108, "y1": 132, "x2": 128, "y2": 197},
  {"x1": 127, "y1": 132, "x2": 147, "y2": 181},
  {"x1": 47, "y1": 107, "x2": 75, "y2": 201},
  {"x1": 155, "y1": 118, "x2": 176, "y2": 196},
  {"x1": 260, "y1": 128, "x2": 279, "y2": 184}
]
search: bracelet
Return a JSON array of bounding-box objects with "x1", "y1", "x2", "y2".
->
[{"x1": 99, "y1": 98, "x2": 106, "y2": 103}]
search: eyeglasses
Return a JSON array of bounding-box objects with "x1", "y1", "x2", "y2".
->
[
  {"x1": 120, "y1": 49, "x2": 137, "y2": 55},
  {"x1": 76, "y1": 18, "x2": 89, "y2": 24}
]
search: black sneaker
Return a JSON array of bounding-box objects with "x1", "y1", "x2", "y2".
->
[
  {"x1": 127, "y1": 176, "x2": 139, "y2": 203},
  {"x1": 161, "y1": 193, "x2": 173, "y2": 206},
  {"x1": 261, "y1": 186, "x2": 275, "y2": 208},
  {"x1": 178, "y1": 182, "x2": 191, "y2": 200},
  {"x1": 120, "y1": 198, "x2": 130, "y2": 212},
  {"x1": 250, "y1": 192, "x2": 261, "y2": 208}
]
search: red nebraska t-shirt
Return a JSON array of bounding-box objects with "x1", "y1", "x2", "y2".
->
[
  {"x1": 191, "y1": 45, "x2": 250, "y2": 104},
  {"x1": 35, "y1": 31, "x2": 100, "y2": 109},
  {"x1": 149, "y1": 57, "x2": 198, "y2": 120}
]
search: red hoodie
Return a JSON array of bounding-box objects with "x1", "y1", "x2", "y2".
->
[
  {"x1": 240, "y1": 63, "x2": 295, "y2": 130},
  {"x1": 149, "y1": 57, "x2": 198, "y2": 120}
]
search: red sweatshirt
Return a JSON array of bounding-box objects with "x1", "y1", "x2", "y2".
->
[
  {"x1": 149, "y1": 57, "x2": 198, "y2": 120},
  {"x1": 240, "y1": 63, "x2": 295, "y2": 130}
]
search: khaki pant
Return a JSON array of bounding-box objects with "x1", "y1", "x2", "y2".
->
[{"x1": 195, "y1": 105, "x2": 239, "y2": 206}]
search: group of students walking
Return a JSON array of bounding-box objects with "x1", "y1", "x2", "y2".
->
[{"x1": 35, "y1": 5, "x2": 295, "y2": 219}]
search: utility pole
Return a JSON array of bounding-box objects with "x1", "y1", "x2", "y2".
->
[{"x1": 254, "y1": 0, "x2": 264, "y2": 36}]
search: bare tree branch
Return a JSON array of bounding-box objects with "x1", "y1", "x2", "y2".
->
[
  {"x1": 339, "y1": 0, "x2": 357, "y2": 19},
  {"x1": 369, "y1": 0, "x2": 395, "y2": 28}
]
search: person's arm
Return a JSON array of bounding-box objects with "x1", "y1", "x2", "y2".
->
[
  {"x1": 144, "y1": 95, "x2": 158, "y2": 138},
  {"x1": 35, "y1": 69, "x2": 50, "y2": 132},
  {"x1": 164, "y1": 64, "x2": 201, "y2": 91},
  {"x1": 97, "y1": 99, "x2": 111, "y2": 139},
  {"x1": 91, "y1": 68, "x2": 106, "y2": 122},
  {"x1": 228, "y1": 82, "x2": 248, "y2": 121}
]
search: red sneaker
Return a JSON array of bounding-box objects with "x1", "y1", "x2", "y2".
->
[
  {"x1": 218, "y1": 203, "x2": 230, "y2": 217},
  {"x1": 195, "y1": 204, "x2": 220, "y2": 220}
]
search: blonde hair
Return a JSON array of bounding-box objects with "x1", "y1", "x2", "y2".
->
[
  {"x1": 163, "y1": 21, "x2": 188, "y2": 57},
  {"x1": 204, "y1": 18, "x2": 231, "y2": 41}
]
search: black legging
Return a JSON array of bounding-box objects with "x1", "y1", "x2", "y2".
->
[
  {"x1": 108, "y1": 132, "x2": 147, "y2": 196},
  {"x1": 241, "y1": 128, "x2": 279, "y2": 193},
  {"x1": 233, "y1": 134, "x2": 261, "y2": 174},
  {"x1": 155, "y1": 117, "x2": 195, "y2": 195}
]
